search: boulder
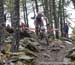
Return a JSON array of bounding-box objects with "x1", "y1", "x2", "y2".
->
[{"x1": 66, "y1": 47, "x2": 75, "y2": 61}]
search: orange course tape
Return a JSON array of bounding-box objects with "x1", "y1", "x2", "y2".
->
[{"x1": 29, "y1": 28, "x2": 59, "y2": 31}]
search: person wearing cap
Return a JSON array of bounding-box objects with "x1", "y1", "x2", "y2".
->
[{"x1": 63, "y1": 23, "x2": 69, "y2": 38}]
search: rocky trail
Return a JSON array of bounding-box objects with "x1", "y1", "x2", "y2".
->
[
  {"x1": 34, "y1": 39, "x2": 75, "y2": 65},
  {"x1": 1, "y1": 31, "x2": 75, "y2": 65}
]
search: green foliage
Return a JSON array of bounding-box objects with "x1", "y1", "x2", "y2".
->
[
  {"x1": 72, "y1": 27, "x2": 75, "y2": 40},
  {"x1": 72, "y1": 27, "x2": 75, "y2": 34},
  {"x1": 72, "y1": 61, "x2": 75, "y2": 65},
  {"x1": 20, "y1": 0, "x2": 26, "y2": 6},
  {"x1": 5, "y1": 0, "x2": 14, "y2": 12}
]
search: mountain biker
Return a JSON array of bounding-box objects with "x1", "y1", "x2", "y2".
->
[{"x1": 34, "y1": 13, "x2": 44, "y2": 35}]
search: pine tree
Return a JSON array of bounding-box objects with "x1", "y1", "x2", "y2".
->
[
  {"x1": 13, "y1": 0, "x2": 20, "y2": 51},
  {"x1": 0, "y1": 0, "x2": 5, "y2": 46}
]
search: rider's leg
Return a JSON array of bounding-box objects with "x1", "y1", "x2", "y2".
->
[{"x1": 35, "y1": 23, "x2": 39, "y2": 36}]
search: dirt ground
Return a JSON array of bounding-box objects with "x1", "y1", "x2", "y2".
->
[{"x1": 34, "y1": 40, "x2": 74, "y2": 65}]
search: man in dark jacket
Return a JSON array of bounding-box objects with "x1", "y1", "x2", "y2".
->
[{"x1": 63, "y1": 23, "x2": 69, "y2": 38}]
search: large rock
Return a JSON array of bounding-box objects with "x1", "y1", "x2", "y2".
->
[
  {"x1": 20, "y1": 37, "x2": 40, "y2": 52},
  {"x1": 65, "y1": 47, "x2": 75, "y2": 61},
  {"x1": 20, "y1": 31, "x2": 31, "y2": 39},
  {"x1": 63, "y1": 58, "x2": 71, "y2": 62},
  {"x1": 50, "y1": 41, "x2": 65, "y2": 51},
  {"x1": 66, "y1": 47, "x2": 75, "y2": 57},
  {"x1": 64, "y1": 41, "x2": 73, "y2": 45}
]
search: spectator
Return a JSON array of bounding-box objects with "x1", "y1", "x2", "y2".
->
[
  {"x1": 63, "y1": 23, "x2": 69, "y2": 38},
  {"x1": 20, "y1": 22, "x2": 27, "y2": 32}
]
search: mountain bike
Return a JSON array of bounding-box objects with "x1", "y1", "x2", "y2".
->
[{"x1": 37, "y1": 25, "x2": 49, "y2": 45}]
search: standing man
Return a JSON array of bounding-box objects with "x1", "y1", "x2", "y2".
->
[{"x1": 63, "y1": 23, "x2": 69, "y2": 38}]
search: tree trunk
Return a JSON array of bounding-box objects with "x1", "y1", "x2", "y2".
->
[
  {"x1": 0, "y1": 0, "x2": 4, "y2": 26},
  {"x1": 62, "y1": 0, "x2": 65, "y2": 37},
  {"x1": 52, "y1": 0, "x2": 59, "y2": 38},
  {"x1": 49, "y1": 0, "x2": 54, "y2": 35},
  {"x1": 32, "y1": 1, "x2": 36, "y2": 18},
  {"x1": 43, "y1": 0, "x2": 49, "y2": 18},
  {"x1": 23, "y1": 4, "x2": 26, "y2": 24},
  {"x1": 58, "y1": 0, "x2": 65, "y2": 37},
  {"x1": 12, "y1": 0, "x2": 20, "y2": 51},
  {"x1": 34, "y1": 0, "x2": 39, "y2": 13},
  {"x1": 25, "y1": 6, "x2": 29, "y2": 27},
  {"x1": 49, "y1": 0, "x2": 53, "y2": 28},
  {"x1": 58, "y1": 0, "x2": 62, "y2": 37},
  {"x1": 0, "y1": 0, "x2": 5, "y2": 48}
]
